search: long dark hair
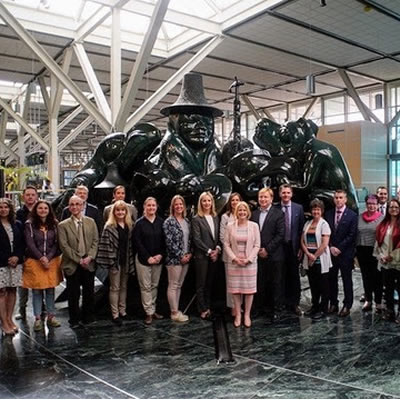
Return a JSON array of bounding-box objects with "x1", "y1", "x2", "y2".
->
[
  {"x1": 29, "y1": 200, "x2": 58, "y2": 230},
  {"x1": 380, "y1": 198, "x2": 400, "y2": 225}
]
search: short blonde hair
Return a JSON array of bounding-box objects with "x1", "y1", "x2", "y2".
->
[
  {"x1": 106, "y1": 200, "x2": 133, "y2": 229},
  {"x1": 197, "y1": 191, "x2": 217, "y2": 217},
  {"x1": 258, "y1": 187, "x2": 274, "y2": 198},
  {"x1": 169, "y1": 195, "x2": 187, "y2": 218},
  {"x1": 234, "y1": 201, "x2": 251, "y2": 220},
  {"x1": 143, "y1": 197, "x2": 158, "y2": 217}
]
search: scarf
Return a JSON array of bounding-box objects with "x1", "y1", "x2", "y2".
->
[
  {"x1": 376, "y1": 220, "x2": 400, "y2": 249},
  {"x1": 362, "y1": 211, "x2": 381, "y2": 223}
]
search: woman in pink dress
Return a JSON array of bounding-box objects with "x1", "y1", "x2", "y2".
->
[{"x1": 224, "y1": 201, "x2": 260, "y2": 328}]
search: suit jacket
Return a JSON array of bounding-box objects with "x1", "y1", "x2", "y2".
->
[
  {"x1": 61, "y1": 203, "x2": 103, "y2": 234},
  {"x1": 325, "y1": 207, "x2": 358, "y2": 263},
  {"x1": 191, "y1": 215, "x2": 220, "y2": 258},
  {"x1": 58, "y1": 216, "x2": 99, "y2": 276},
  {"x1": 251, "y1": 206, "x2": 285, "y2": 262},
  {"x1": 277, "y1": 201, "x2": 305, "y2": 254},
  {"x1": 223, "y1": 221, "x2": 260, "y2": 264}
]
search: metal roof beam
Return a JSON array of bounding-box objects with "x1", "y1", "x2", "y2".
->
[
  {"x1": 90, "y1": 0, "x2": 222, "y2": 35},
  {"x1": 338, "y1": 68, "x2": 381, "y2": 123},
  {"x1": 73, "y1": 42, "x2": 111, "y2": 123},
  {"x1": 115, "y1": 0, "x2": 170, "y2": 131},
  {"x1": 124, "y1": 35, "x2": 225, "y2": 133},
  {"x1": 0, "y1": 2, "x2": 112, "y2": 134},
  {"x1": 241, "y1": 95, "x2": 261, "y2": 120},
  {"x1": 302, "y1": 97, "x2": 320, "y2": 119},
  {"x1": 37, "y1": 76, "x2": 50, "y2": 113},
  {"x1": 111, "y1": 7, "x2": 121, "y2": 124},
  {"x1": 0, "y1": 97, "x2": 50, "y2": 151},
  {"x1": 58, "y1": 115, "x2": 94, "y2": 151}
]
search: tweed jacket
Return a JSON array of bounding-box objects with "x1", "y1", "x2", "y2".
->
[
  {"x1": 58, "y1": 216, "x2": 99, "y2": 276},
  {"x1": 163, "y1": 216, "x2": 191, "y2": 266},
  {"x1": 97, "y1": 224, "x2": 135, "y2": 273}
]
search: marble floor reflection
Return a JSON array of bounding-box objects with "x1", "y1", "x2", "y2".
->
[{"x1": 0, "y1": 270, "x2": 399, "y2": 399}]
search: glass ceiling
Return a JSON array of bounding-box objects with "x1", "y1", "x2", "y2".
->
[{"x1": 1, "y1": 0, "x2": 282, "y2": 58}]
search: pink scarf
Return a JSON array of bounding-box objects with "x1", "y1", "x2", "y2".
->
[{"x1": 362, "y1": 211, "x2": 381, "y2": 223}]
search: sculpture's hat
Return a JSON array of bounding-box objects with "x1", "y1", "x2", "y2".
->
[{"x1": 160, "y1": 73, "x2": 223, "y2": 117}]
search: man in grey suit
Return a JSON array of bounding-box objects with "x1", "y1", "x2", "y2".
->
[
  {"x1": 251, "y1": 188, "x2": 285, "y2": 321},
  {"x1": 58, "y1": 195, "x2": 99, "y2": 328},
  {"x1": 278, "y1": 184, "x2": 305, "y2": 315}
]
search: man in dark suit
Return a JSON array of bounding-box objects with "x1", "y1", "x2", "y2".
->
[
  {"x1": 61, "y1": 185, "x2": 102, "y2": 233},
  {"x1": 325, "y1": 189, "x2": 358, "y2": 317},
  {"x1": 58, "y1": 195, "x2": 99, "y2": 328},
  {"x1": 251, "y1": 187, "x2": 285, "y2": 321},
  {"x1": 277, "y1": 184, "x2": 305, "y2": 315},
  {"x1": 376, "y1": 186, "x2": 388, "y2": 216}
]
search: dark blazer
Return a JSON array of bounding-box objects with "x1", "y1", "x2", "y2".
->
[
  {"x1": 0, "y1": 220, "x2": 25, "y2": 267},
  {"x1": 277, "y1": 201, "x2": 305, "y2": 254},
  {"x1": 191, "y1": 215, "x2": 220, "y2": 258},
  {"x1": 61, "y1": 203, "x2": 103, "y2": 233},
  {"x1": 251, "y1": 206, "x2": 285, "y2": 262},
  {"x1": 325, "y1": 207, "x2": 358, "y2": 263}
]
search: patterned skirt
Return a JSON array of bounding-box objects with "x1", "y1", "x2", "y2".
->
[
  {"x1": 226, "y1": 261, "x2": 257, "y2": 294},
  {"x1": 0, "y1": 264, "x2": 23, "y2": 289}
]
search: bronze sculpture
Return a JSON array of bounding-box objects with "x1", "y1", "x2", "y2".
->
[{"x1": 53, "y1": 72, "x2": 358, "y2": 217}]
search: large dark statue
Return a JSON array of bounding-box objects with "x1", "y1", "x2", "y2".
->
[
  {"x1": 132, "y1": 73, "x2": 232, "y2": 213},
  {"x1": 54, "y1": 72, "x2": 358, "y2": 217}
]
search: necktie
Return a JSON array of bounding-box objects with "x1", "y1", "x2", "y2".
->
[
  {"x1": 335, "y1": 210, "x2": 342, "y2": 229},
  {"x1": 284, "y1": 205, "x2": 290, "y2": 241},
  {"x1": 77, "y1": 220, "x2": 86, "y2": 257},
  {"x1": 380, "y1": 205, "x2": 384, "y2": 214}
]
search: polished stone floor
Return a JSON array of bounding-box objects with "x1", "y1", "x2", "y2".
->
[{"x1": 1, "y1": 270, "x2": 399, "y2": 399}]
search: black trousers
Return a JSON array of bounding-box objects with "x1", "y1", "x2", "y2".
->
[
  {"x1": 329, "y1": 258, "x2": 353, "y2": 309},
  {"x1": 356, "y1": 246, "x2": 382, "y2": 304},
  {"x1": 283, "y1": 241, "x2": 301, "y2": 307},
  {"x1": 256, "y1": 257, "x2": 285, "y2": 313},
  {"x1": 66, "y1": 266, "x2": 95, "y2": 324},
  {"x1": 383, "y1": 268, "x2": 400, "y2": 312},
  {"x1": 307, "y1": 264, "x2": 329, "y2": 312},
  {"x1": 194, "y1": 256, "x2": 217, "y2": 313}
]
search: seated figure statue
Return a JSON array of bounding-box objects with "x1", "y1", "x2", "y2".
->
[
  {"x1": 132, "y1": 73, "x2": 232, "y2": 213},
  {"x1": 253, "y1": 117, "x2": 358, "y2": 210}
]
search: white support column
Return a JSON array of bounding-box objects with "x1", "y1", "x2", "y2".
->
[
  {"x1": 241, "y1": 95, "x2": 261, "y2": 120},
  {"x1": 338, "y1": 68, "x2": 382, "y2": 123},
  {"x1": 302, "y1": 97, "x2": 320, "y2": 119},
  {"x1": 0, "y1": 111, "x2": 7, "y2": 158},
  {"x1": 48, "y1": 74, "x2": 60, "y2": 189},
  {"x1": 115, "y1": 0, "x2": 170, "y2": 131},
  {"x1": 0, "y1": 97, "x2": 49, "y2": 151},
  {"x1": 51, "y1": 47, "x2": 73, "y2": 117},
  {"x1": 37, "y1": 76, "x2": 50, "y2": 113},
  {"x1": 0, "y1": 2, "x2": 112, "y2": 133},
  {"x1": 111, "y1": 6, "x2": 121, "y2": 125},
  {"x1": 74, "y1": 42, "x2": 112, "y2": 124},
  {"x1": 58, "y1": 116, "x2": 94, "y2": 151},
  {"x1": 124, "y1": 35, "x2": 225, "y2": 132}
]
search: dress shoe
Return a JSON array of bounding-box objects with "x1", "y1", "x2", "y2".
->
[
  {"x1": 244, "y1": 315, "x2": 251, "y2": 328},
  {"x1": 359, "y1": 294, "x2": 366, "y2": 302},
  {"x1": 338, "y1": 306, "x2": 350, "y2": 317},
  {"x1": 292, "y1": 305, "x2": 303, "y2": 316},
  {"x1": 312, "y1": 311, "x2": 326, "y2": 320},
  {"x1": 15, "y1": 309, "x2": 26, "y2": 321},
  {"x1": 200, "y1": 310, "x2": 211, "y2": 320},
  {"x1": 112, "y1": 317, "x2": 123, "y2": 326},
  {"x1": 304, "y1": 307, "x2": 318, "y2": 316},
  {"x1": 362, "y1": 301, "x2": 372, "y2": 312},
  {"x1": 144, "y1": 315, "x2": 153, "y2": 325},
  {"x1": 152, "y1": 312, "x2": 164, "y2": 320},
  {"x1": 328, "y1": 305, "x2": 339, "y2": 314},
  {"x1": 233, "y1": 318, "x2": 241, "y2": 328}
]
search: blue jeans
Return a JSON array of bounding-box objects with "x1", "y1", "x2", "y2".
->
[{"x1": 32, "y1": 288, "x2": 55, "y2": 318}]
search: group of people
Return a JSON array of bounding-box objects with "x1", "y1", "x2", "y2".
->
[{"x1": 1, "y1": 182, "x2": 399, "y2": 336}]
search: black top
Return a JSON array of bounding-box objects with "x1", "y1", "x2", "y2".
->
[
  {"x1": 117, "y1": 224, "x2": 129, "y2": 269},
  {"x1": 0, "y1": 220, "x2": 25, "y2": 268},
  {"x1": 16, "y1": 205, "x2": 31, "y2": 224},
  {"x1": 133, "y1": 216, "x2": 165, "y2": 266}
]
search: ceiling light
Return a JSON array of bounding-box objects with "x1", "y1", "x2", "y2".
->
[
  {"x1": 320, "y1": 0, "x2": 327, "y2": 6},
  {"x1": 306, "y1": 75, "x2": 316, "y2": 95}
]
